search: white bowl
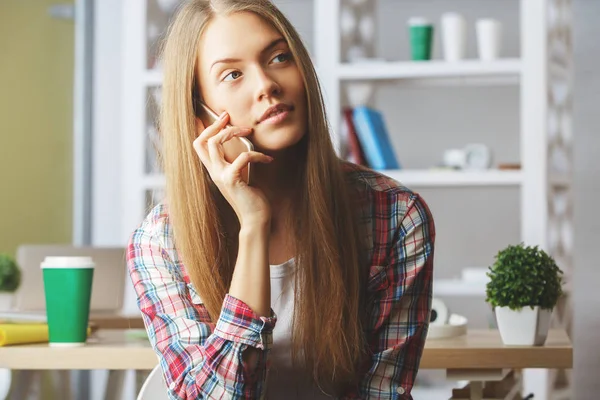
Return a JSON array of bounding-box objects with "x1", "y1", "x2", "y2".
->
[{"x1": 427, "y1": 314, "x2": 468, "y2": 339}]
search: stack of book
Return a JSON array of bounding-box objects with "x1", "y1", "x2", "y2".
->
[{"x1": 342, "y1": 106, "x2": 401, "y2": 170}]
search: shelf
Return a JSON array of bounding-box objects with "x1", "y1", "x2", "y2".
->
[
  {"x1": 142, "y1": 60, "x2": 521, "y2": 86},
  {"x1": 433, "y1": 279, "x2": 487, "y2": 297},
  {"x1": 141, "y1": 59, "x2": 521, "y2": 86},
  {"x1": 337, "y1": 59, "x2": 522, "y2": 81},
  {"x1": 140, "y1": 171, "x2": 521, "y2": 188},
  {"x1": 142, "y1": 170, "x2": 523, "y2": 189},
  {"x1": 434, "y1": 278, "x2": 572, "y2": 297},
  {"x1": 379, "y1": 169, "x2": 523, "y2": 187}
]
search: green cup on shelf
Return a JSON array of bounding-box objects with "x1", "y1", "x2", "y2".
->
[
  {"x1": 41, "y1": 257, "x2": 95, "y2": 347},
  {"x1": 408, "y1": 17, "x2": 434, "y2": 61}
]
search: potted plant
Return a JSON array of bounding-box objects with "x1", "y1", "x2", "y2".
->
[
  {"x1": 0, "y1": 254, "x2": 21, "y2": 311},
  {"x1": 485, "y1": 243, "x2": 564, "y2": 346}
]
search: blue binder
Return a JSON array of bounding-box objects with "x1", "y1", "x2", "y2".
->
[{"x1": 351, "y1": 106, "x2": 400, "y2": 170}]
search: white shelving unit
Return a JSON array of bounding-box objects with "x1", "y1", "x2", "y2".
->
[
  {"x1": 382, "y1": 169, "x2": 523, "y2": 187},
  {"x1": 314, "y1": 1, "x2": 573, "y2": 399},
  {"x1": 119, "y1": 1, "x2": 573, "y2": 399}
]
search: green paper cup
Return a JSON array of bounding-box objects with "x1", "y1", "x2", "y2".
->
[
  {"x1": 41, "y1": 256, "x2": 94, "y2": 347},
  {"x1": 408, "y1": 17, "x2": 434, "y2": 61}
]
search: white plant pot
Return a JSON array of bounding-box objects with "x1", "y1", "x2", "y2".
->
[
  {"x1": 495, "y1": 306, "x2": 552, "y2": 346},
  {"x1": 0, "y1": 292, "x2": 14, "y2": 311}
]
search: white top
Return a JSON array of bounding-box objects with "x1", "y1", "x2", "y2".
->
[{"x1": 266, "y1": 259, "x2": 334, "y2": 400}]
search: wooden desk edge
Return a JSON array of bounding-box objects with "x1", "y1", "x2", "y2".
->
[
  {"x1": 422, "y1": 329, "x2": 573, "y2": 369},
  {"x1": 89, "y1": 315, "x2": 144, "y2": 330},
  {"x1": 420, "y1": 348, "x2": 573, "y2": 369},
  {"x1": 0, "y1": 328, "x2": 572, "y2": 371}
]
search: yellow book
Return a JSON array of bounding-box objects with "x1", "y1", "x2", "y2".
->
[
  {"x1": 0, "y1": 323, "x2": 49, "y2": 346},
  {"x1": 0, "y1": 323, "x2": 93, "y2": 346}
]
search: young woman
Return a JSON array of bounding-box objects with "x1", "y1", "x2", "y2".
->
[{"x1": 127, "y1": 1, "x2": 435, "y2": 399}]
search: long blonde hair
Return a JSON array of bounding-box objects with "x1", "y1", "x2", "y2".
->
[{"x1": 159, "y1": 0, "x2": 367, "y2": 391}]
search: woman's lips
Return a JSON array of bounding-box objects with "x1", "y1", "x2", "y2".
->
[
  {"x1": 258, "y1": 103, "x2": 294, "y2": 124},
  {"x1": 259, "y1": 109, "x2": 291, "y2": 125}
]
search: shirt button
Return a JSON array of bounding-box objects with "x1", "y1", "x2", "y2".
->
[{"x1": 397, "y1": 387, "x2": 405, "y2": 395}]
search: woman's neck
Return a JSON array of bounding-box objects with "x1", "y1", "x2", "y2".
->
[{"x1": 251, "y1": 146, "x2": 302, "y2": 214}]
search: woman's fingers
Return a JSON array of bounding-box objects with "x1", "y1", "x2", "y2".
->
[
  {"x1": 193, "y1": 112, "x2": 229, "y2": 161},
  {"x1": 219, "y1": 150, "x2": 273, "y2": 186},
  {"x1": 206, "y1": 126, "x2": 253, "y2": 169},
  {"x1": 215, "y1": 126, "x2": 253, "y2": 145},
  {"x1": 198, "y1": 111, "x2": 229, "y2": 141},
  {"x1": 191, "y1": 110, "x2": 273, "y2": 186},
  {"x1": 230, "y1": 151, "x2": 274, "y2": 176},
  {"x1": 192, "y1": 113, "x2": 262, "y2": 186}
]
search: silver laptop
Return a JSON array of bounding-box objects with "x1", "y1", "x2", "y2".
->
[{"x1": 13, "y1": 245, "x2": 127, "y2": 313}]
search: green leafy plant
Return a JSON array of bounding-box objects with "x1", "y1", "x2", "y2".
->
[
  {"x1": 485, "y1": 243, "x2": 563, "y2": 311},
  {"x1": 0, "y1": 254, "x2": 21, "y2": 292}
]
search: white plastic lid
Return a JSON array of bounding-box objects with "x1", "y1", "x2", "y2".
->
[
  {"x1": 408, "y1": 17, "x2": 431, "y2": 26},
  {"x1": 41, "y1": 257, "x2": 95, "y2": 269}
]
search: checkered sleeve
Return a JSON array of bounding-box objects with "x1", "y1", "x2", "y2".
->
[
  {"x1": 346, "y1": 193, "x2": 435, "y2": 399},
  {"x1": 127, "y1": 213, "x2": 277, "y2": 399}
]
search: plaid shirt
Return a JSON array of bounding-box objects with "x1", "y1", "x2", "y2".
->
[{"x1": 127, "y1": 162, "x2": 435, "y2": 399}]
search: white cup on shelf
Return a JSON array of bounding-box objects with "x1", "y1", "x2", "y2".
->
[
  {"x1": 476, "y1": 19, "x2": 503, "y2": 61},
  {"x1": 441, "y1": 13, "x2": 467, "y2": 62}
]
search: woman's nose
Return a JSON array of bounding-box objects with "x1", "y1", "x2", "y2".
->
[{"x1": 254, "y1": 67, "x2": 282, "y2": 100}]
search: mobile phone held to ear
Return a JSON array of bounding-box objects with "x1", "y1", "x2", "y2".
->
[{"x1": 196, "y1": 101, "x2": 254, "y2": 185}]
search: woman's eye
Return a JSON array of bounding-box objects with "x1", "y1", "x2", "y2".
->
[
  {"x1": 272, "y1": 52, "x2": 291, "y2": 64},
  {"x1": 223, "y1": 71, "x2": 242, "y2": 82}
]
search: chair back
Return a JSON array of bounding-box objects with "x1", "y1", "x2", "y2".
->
[
  {"x1": 137, "y1": 365, "x2": 169, "y2": 400},
  {"x1": 0, "y1": 368, "x2": 10, "y2": 400}
]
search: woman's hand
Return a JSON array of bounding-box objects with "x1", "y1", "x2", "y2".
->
[{"x1": 193, "y1": 112, "x2": 273, "y2": 227}]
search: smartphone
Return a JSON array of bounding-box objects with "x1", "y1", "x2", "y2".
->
[{"x1": 195, "y1": 102, "x2": 254, "y2": 185}]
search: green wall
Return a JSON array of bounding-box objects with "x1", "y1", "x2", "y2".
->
[{"x1": 0, "y1": 1, "x2": 74, "y2": 257}]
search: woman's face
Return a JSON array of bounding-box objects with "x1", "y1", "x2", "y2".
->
[{"x1": 197, "y1": 12, "x2": 307, "y2": 153}]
